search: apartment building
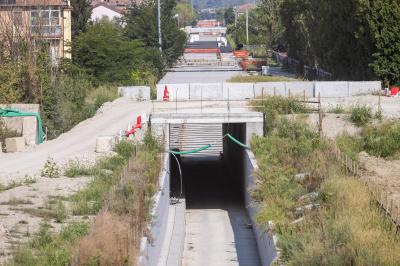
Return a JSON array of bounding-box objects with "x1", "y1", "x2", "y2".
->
[{"x1": 0, "y1": 0, "x2": 72, "y2": 61}]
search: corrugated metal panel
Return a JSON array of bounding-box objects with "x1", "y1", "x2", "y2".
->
[{"x1": 169, "y1": 123, "x2": 223, "y2": 157}]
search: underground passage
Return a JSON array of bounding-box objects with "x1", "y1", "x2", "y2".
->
[{"x1": 169, "y1": 123, "x2": 262, "y2": 265}]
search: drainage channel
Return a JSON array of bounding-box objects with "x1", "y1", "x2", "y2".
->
[{"x1": 168, "y1": 123, "x2": 261, "y2": 266}]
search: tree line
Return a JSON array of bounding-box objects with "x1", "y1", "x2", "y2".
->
[
  {"x1": 226, "y1": 0, "x2": 400, "y2": 83},
  {"x1": 0, "y1": 0, "x2": 186, "y2": 138}
]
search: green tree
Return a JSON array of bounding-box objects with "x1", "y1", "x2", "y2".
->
[
  {"x1": 125, "y1": 0, "x2": 186, "y2": 66},
  {"x1": 176, "y1": 2, "x2": 195, "y2": 27},
  {"x1": 71, "y1": 0, "x2": 92, "y2": 37},
  {"x1": 72, "y1": 19, "x2": 163, "y2": 85},
  {"x1": 367, "y1": 0, "x2": 400, "y2": 84}
]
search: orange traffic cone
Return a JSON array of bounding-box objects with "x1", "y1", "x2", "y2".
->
[{"x1": 163, "y1": 85, "x2": 170, "y2": 101}]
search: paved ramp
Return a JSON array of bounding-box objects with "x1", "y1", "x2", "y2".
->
[{"x1": 181, "y1": 158, "x2": 261, "y2": 266}]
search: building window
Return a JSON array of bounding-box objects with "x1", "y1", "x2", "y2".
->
[
  {"x1": 12, "y1": 11, "x2": 23, "y2": 26},
  {"x1": 30, "y1": 8, "x2": 61, "y2": 36},
  {"x1": 0, "y1": 0, "x2": 16, "y2": 5}
]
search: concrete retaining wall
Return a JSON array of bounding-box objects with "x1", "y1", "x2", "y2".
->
[
  {"x1": 138, "y1": 154, "x2": 170, "y2": 266},
  {"x1": 190, "y1": 83, "x2": 222, "y2": 100},
  {"x1": 244, "y1": 150, "x2": 278, "y2": 266},
  {"x1": 118, "y1": 86, "x2": 151, "y2": 100},
  {"x1": 157, "y1": 81, "x2": 381, "y2": 100},
  {"x1": 156, "y1": 84, "x2": 190, "y2": 101}
]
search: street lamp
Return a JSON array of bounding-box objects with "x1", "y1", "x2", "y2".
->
[{"x1": 158, "y1": 0, "x2": 162, "y2": 52}]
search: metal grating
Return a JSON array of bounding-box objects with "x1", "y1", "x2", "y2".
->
[{"x1": 169, "y1": 123, "x2": 223, "y2": 157}]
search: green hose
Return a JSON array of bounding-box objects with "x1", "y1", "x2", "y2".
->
[
  {"x1": 169, "y1": 144, "x2": 212, "y2": 155},
  {"x1": 226, "y1": 133, "x2": 249, "y2": 149},
  {"x1": 0, "y1": 108, "x2": 44, "y2": 144}
]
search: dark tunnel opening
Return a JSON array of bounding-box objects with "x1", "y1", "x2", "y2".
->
[{"x1": 169, "y1": 123, "x2": 247, "y2": 206}]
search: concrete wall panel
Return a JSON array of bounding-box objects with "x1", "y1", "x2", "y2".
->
[
  {"x1": 348, "y1": 81, "x2": 381, "y2": 96},
  {"x1": 254, "y1": 82, "x2": 286, "y2": 97},
  {"x1": 223, "y1": 82, "x2": 254, "y2": 100},
  {"x1": 315, "y1": 81, "x2": 349, "y2": 97},
  {"x1": 138, "y1": 155, "x2": 170, "y2": 266},
  {"x1": 118, "y1": 86, "x2": 151, "y2": 100},
  {"x1": 189, "y1": 83, "x2": 223, "y2": 100},
  {"x1": 285, "y1": 82, "x2": 314, "y2": 98},
  {"x1": 245, "y1": 150, "x2": 278, "y2": 265},
  {"x1": 157, "y1": 84, "x2": 190, "y2": 101}
]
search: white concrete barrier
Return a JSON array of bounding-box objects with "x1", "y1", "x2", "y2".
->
[
  {"x1": 157, "y1": 84, "x2": 190, "y2": 101},
  {"x1": 5, "y1": 137, "x2": 25, "y2": 153},
  {"x1": 315, "y1": 81, "x2": 349, "y2": 97},
  {"x1": 118, "y1": 86, "x2": 151, "y2": 100},
  {"x1": 223, "y1": 82, "x2": 254, "y2": 100},
  {"x1": 254, "y1": 82, "x2": 286, "y2": 97},
  {"x1": 285, "y1": 82, "x2": 314, "y2": 98},
  {"x1": 348, "y1": 81, "x2": 381, "y2": 96},
  {"x1": 189, "y1": 83, "x2": 223, "y2": 100}
]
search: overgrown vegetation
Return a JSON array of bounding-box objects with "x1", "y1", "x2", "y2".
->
[
  {"x1": 10, "y1": 133, "x2": 162, "y2": 265},
  {"x1": 350, "y1": 105, "x2": 373, "y2": 126},
  {"x1": 251, "y1": 117, "x2": 400, "y2": 264},
  {"x1": 252, "y1": 96, "x2": 310, "y2": 131}
]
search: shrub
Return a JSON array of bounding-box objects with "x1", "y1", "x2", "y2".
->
[
  {"x1": 350, "y1": 105, "x2": 372, "y2": 126},
  {"x1": 41, "y1": 158, "x2": 61, "y2": 178},
  {"x1": 362, "y1": 122, "x2": 400, "y2": 158},
  {"x1": 85, "y1": 85, "x2": 118, "y2": 110},
  {"x1": 114, "y1": 140, "x2": 135, "y2": 159}
]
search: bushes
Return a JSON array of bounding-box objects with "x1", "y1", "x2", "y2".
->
[
  {"x1": 362, "y1": 122, "x2": 400, "y2": 158},
  {"x1": 350, "y1": 105, "x2": 372, "y2": 126},
  {"x1": 252, "y1": 96, "x2": 310, "y2": 131}
]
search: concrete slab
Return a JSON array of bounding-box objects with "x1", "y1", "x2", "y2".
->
[
  {"x1": 315, "y1": 81, "x2": 349, "y2": 97},
  {"x1": 5, "y1": 137, "x2": 25, "y2": 153},
  {"x1": 348, "y1": 81, "x2": 381, "y2": 96},
  {"x1": 118, "y1": 86, "x2": 151, "y2": 100},
  {"x1": 189, "y1": 83, "x2": 223, "y2": 100},
  {"x1": 157, "y1": 84, "x2": 190, "y2": 101},
  {"x1": 285, "y1": 82, "x2": 314, "y2": 98},
  {"x1": 223, "y1": 83, "x2": 254, "y2": 100},
  {"x1": 95, "y1": 136, "x2": 115, "y2": 153},
  {"x1": 254, "y1": 82, "x2": 286, "y2": 97},
  {"x1": 23, "y1": 116, "x2": 37, "y2": 146}
]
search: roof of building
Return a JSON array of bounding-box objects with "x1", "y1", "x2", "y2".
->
[
  {"x1": 0, "y1": 0, "x2": 69, "y2": 7},
  {"x1": 236, "y1": 3, "x2": 256, "y2": 12},
  {"x1": 92, "y1": 2, "x2": 124, "y2": 14}
]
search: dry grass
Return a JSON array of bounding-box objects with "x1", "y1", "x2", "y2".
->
[{"x1": 73, "y1": 212, "x2": 137, "y2": 265}]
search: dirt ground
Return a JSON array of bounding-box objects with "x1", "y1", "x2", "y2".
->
[
  {"x1": 358, "y1": 152, "x2": 400, "y2": 221},
  {"x1": 0, "y1": 176, "x2": 90, "y2": 262}
]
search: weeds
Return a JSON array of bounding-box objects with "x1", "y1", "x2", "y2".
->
[
  {"x1": 362, "y1": 122, "x2": 400, "y2": 158},
  {"x1": 41, "y1": 158, "x2": 61, "y2": 178},
  {"x1": 64, "y1": 160, "x2": 94, "y2": 177},
  {"x1": 85, "y1": 85, "x2": 118, "y2": 110},
  {"x1": 350, "y1": 105, "x2": 372, "y2": 126},
  {"x1": 329, "y1": 104, "x2": 346, "y2": 114},
  {"x1": 252, "y1": 96, "x2": 310, "y2": 132},
  {"x1": 336, "y1": 133, "x2": 363, "y2": 161},
  {"x1": 11, "y1": 222, "x2": 88, "y2": 266},
  {"x1": 252, "y1": 117, "x2": 400, "y2": 264}
]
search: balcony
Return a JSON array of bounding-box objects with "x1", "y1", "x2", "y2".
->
[{"x1": 30, "y1": 25, "x2": 62, "y2": 37}]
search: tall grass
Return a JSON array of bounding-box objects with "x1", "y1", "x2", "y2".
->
[
  {"x1": 10, "y1": 135, "x2": 162, "y2": 265},
  {"x1": 350, "y1": 105, "x2": 372, "y2": 126},
  {"x1": 85, "y1": 85, "x2": 119, "y2": 110},
  {"x1": 252, "y1": 96, "x2": 310, "y2": 132},
  {"x1": 252, "y1": 117, "x2": 400, "y2": 264}
]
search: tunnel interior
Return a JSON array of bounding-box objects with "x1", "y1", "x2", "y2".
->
[{"x1": 169, "y1": 123, "x2": 246, "y2": 208}]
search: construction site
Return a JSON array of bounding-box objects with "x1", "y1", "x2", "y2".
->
[{"x1": 1, "y1": 18, "x2": 400, "y2": 266}]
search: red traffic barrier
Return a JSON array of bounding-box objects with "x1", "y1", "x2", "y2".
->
[
  {"x1": 163, "y1": 86, "x2": 170, "y2": 101},
  {"x1": 125, "y1": 115, "x2": 142, "y2": 137},
  {"x1": 390, "y1": 87, "x2": 399, "y2": 97}
]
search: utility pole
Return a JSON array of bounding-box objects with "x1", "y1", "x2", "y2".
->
[
  {"x1": 246, "y1": 9, "x2": 249, "y2": 45},
  {"x1": 158, "y1": 0, "x2": 162, "y2": 52}
]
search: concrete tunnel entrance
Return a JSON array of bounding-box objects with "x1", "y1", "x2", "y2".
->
[{"x1": 169, "y1": 123, "x2": 262, "y2": 265}]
